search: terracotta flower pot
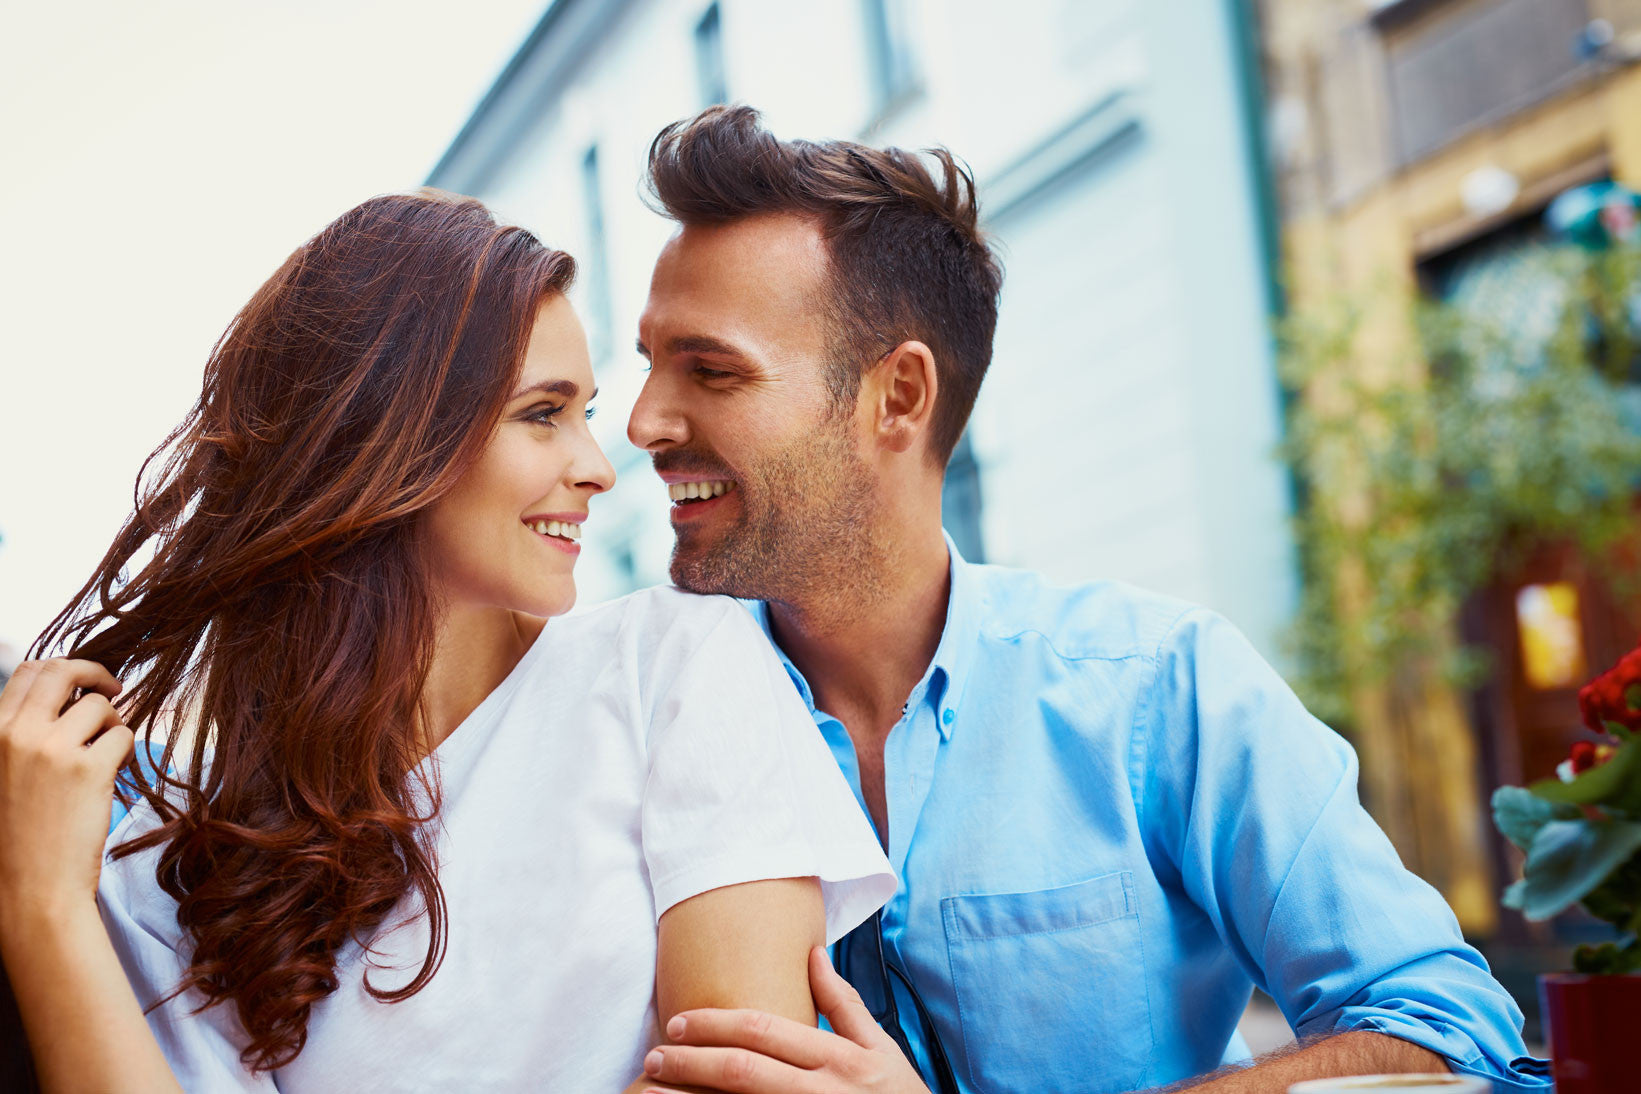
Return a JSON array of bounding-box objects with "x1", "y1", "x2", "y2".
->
[{"x1": 1539, "y1": 972, "x2": 1641, "y2": 1092}]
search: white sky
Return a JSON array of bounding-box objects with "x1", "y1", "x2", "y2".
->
[{"x1": 0, "y1": 0, "x2": 551, "y2": 656}]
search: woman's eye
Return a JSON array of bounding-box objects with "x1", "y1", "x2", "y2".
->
[
  {"x1": 584, "y1": 405, "x2": 598, "y2": 421},
  {"x1": 526, "y1": 403, "x2": 565, "y2": 426}
]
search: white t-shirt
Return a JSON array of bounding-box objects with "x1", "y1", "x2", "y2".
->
[{"x1": 98, "y1": 587, "x2": 895, "y2": 1092}]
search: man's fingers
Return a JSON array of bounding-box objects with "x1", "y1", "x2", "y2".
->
[
  {"x1": 666, "y1": 1007, "x2": 833, "y2": 1070},
  {"x1": 16, "y1": 659, "x2": 122, "y2": 719},
  {"x1": 643, "y1": 1042, "x2": 821, "y2": 1094},
  {"x1": 809, "y1": 946, "x2": 890, "y2": 1048}
]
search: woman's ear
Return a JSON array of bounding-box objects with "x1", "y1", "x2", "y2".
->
[{"x1": 871, "y1": 341, "x2": 938, "y2": 455}]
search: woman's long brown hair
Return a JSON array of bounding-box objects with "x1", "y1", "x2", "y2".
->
[{"x1": 31, "y1": 190, "x2": 574, "y2": 1071}]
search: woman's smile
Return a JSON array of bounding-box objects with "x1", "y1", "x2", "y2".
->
[{"x1": 523, "y1": 512, "x2": 585, "y2": 555}]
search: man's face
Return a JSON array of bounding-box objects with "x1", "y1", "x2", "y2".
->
[{"x1": 630, "y1": 214, "x2": 879, "y2": 605}]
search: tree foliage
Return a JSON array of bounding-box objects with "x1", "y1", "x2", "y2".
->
[{"x1": 1278, "y1": 245, "x2": 1641, "y2": 728}]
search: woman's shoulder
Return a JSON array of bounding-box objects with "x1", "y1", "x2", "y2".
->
[
  {"x1": 99, "y1": 793, "x2": 186, "y2": 943},
  {"x1": 545, "y1": 587, "x2": 767, "y2": 695},
  {"x1": 561, "y1": 585, "x2": 754, "y2": 644}
]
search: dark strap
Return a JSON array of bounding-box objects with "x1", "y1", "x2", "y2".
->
[{"x1": 883, "y1": 957, "x2": 961, "y2": 1094}]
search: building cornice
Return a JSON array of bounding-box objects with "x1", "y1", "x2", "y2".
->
[{"x1": 426, "y1": 0, "x2": 633, "y2": 194}]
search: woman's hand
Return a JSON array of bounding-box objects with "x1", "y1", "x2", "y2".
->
[
  {"x1": 0, "y1": 658, "x2": 133, "y2": 922},
  {"x1": 0, "y1": 662, "x2": 183, "y2": 1093}
]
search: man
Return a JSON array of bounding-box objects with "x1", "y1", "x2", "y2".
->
[{"x1": 626, "y1": 105, "x2": 1547, "y2": 1093}]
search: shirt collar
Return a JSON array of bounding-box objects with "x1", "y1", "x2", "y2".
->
[{"x1": 748, "y1": 531, "x2": 982, "y2": 742}]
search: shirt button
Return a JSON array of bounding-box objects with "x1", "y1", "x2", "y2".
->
[{"x1": 942, "y1": 708, "x2": 955, "y2": 726}]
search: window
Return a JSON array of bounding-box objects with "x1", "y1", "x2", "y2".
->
[
  {"x1": 941, "y1": 432, "x2": 985, "y2": 563},
  {"x1": 694, "y1": 3, "x2": 728, "y2": 108},
  {"x1": 862, "y1": 0, "x2": 919, "y2": 112},
  {"x1": 579, "y1": 145, "x2": 614, "y2": 364},
  {"x1": 1378, "y1": 0, "x2": 1592, "y2": 165}
]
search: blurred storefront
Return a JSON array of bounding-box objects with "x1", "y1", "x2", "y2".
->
[
  {"x1": 427, "y1": 0, "x2": 1301, "y2": 664},
  {"x1": 1257, "y1": 0, "x2": 1641, "y2": 1005}
]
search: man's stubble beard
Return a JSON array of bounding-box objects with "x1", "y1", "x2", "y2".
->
[{"x1": 669, "y1": 417, "x2": 885, "y2": 614}]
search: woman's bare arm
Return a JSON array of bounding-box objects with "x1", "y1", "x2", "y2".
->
[
  {"x1": 623, "y1": 876, "x2": 825, "y2": 1094},
  {"x1": 0, "y1": 897, "x2": 181, "y2": 1093},
  {"x1": 0, "y1": 658, "x2": 182, "y2": 1093}
]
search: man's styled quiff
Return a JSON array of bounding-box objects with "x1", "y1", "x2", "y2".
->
[{"x1": 645, "y1": 105, "x2": 1004, "y2": 466}]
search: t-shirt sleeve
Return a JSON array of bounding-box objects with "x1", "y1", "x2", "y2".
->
[
  {"x1": 639, "y1": 597, "x2": 896, "y2": 944},
  {"x1": 97, "y1": 812, "x2": 278, "y2": 1093}
]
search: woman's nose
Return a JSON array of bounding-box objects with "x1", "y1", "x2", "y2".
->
[{"x1": 576, "y1": 432, "x2": 617, "y2": 494}]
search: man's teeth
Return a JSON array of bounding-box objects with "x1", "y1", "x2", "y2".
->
[
  {"x1": 529, "y1": 519, "x2": 581, "y2": 541},
  {"x1": 668, "y1": 480, "x2": 734, "y2": 502}
]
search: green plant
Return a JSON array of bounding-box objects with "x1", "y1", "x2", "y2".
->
[
  {"x1": 1493, "y1": 644, "x2": 1641, "y2": 974},
  {"x1": 1279, "y1": 244, "x2": 1641, "y2": 729}
]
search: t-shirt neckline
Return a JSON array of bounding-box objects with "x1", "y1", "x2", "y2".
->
[{"x1": 423, "y1": 618, "x2": 554, "y2": 771}]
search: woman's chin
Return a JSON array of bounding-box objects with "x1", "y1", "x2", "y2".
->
[{"x1": 528, "y1": 583, "x2": 577, "y2": 619}]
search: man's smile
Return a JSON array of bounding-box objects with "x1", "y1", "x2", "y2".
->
[
  {"x1": 665, "y1": 479, "x2": 734, "y2": 502},
  {"x1": 664, "y1": 479, "x2": 737, "y2": 522}
]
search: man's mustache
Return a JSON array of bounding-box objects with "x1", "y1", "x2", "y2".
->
[{"x1": 651, "y1": 450, "x2": 736, "y2": 479}]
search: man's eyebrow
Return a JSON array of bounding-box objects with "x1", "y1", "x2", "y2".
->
[
  {"x1": 669, "y1": 335, "x2": 751, "y2": 360},
  {"x1": 509, "y1": 379, "x2": 591, "y2": 400},
  {"x1": 635, "y1": 334, "x2": 752, "y2": 361}
]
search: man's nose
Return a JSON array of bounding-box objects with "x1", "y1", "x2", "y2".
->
[{"x1": 627, "y1": 371, "x2": 686, "y2": 452}]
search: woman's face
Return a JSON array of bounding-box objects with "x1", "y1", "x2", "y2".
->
[{"x1": 424, "y1": 294, "x2": 615, "y2": 619}]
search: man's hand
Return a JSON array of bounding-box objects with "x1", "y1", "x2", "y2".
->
[{"x1": 640, "y1": 946, "x2": 932, "y2": 1094}]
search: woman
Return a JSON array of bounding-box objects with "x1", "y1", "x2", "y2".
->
[{"x1": 0, "y1": 190, "x2": 894, "y2": 1091}]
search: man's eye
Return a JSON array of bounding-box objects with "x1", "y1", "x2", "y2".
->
[{"x1": 695, "y1": 365, "x2": 733, "y2": 380}]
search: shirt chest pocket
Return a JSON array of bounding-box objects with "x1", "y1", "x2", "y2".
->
[{"x1": 941, "y1": 871, "x2": 1152, "y2": 1093}]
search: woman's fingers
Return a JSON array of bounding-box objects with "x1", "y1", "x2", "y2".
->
[
  {"x1": 57, "y1": 693, "x2": 127, "y2": 748},
  {"x1": 0, "y1": 658, "x2": 45, "y2": 722},
  {"x1": 13, "y1": 659, "x2": 123, "y2": 723},
  {"x1": 86, "y1": 721, "x2": 136, "y2": 769}
]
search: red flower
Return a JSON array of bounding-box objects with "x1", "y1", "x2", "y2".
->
[
  {"x1": 1560, "y1": 740, "x2": 1616, "y2": 782},
  {"x1": 1578, "y1": 642, "x2": 1641, "y2": 735}
]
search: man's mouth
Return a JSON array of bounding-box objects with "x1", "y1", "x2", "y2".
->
[{"x1": 667, "y1": 480, "x2": 736, "y2": 505}]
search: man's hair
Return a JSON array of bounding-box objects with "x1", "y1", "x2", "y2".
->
[{"x1": 645, "y1": 105, "x2": 1004, "y2": 466}]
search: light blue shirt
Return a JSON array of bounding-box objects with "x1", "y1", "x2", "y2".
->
[{"x1": 751, "y1": 539, "x2": 1549, "y2": 1093}]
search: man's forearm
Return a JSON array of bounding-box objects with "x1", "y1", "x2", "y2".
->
[{"x1": 1157, "y1": 1031, "x2": 1449, "y2": 1093}]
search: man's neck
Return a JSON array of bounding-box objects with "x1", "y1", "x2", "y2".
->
[{"x1": 767, "y1": 523, "x2": 951, "y2": 738}]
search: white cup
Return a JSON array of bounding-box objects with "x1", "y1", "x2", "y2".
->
[{"x1": 1288, "y1": 1076, "x2": 1490, "y2": 1094}]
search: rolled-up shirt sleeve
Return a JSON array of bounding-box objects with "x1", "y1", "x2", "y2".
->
[{"x1": 1141, "y1": 608, "x2": 1551, "y2": 1090}]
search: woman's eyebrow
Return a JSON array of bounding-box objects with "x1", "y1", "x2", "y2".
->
[{"x1": 510, "y1": 379, "x2": 593, "y2": 400}]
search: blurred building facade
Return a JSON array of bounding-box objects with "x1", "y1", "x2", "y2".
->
[
  {"x1": 428, "y1": 0, "x2": 1300, "y2": 663},
  {"x1": 1258, "y1": 0, "x2": 1641, "y2": 951}
]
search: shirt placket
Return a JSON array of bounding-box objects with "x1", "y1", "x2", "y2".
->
[{"x1": 883, "y1": 687, "x2": 944, "y2": 881}]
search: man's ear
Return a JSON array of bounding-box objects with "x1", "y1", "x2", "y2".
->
[{"x1": 871, "y1": 340, "x2": 938, "y2": 456}]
